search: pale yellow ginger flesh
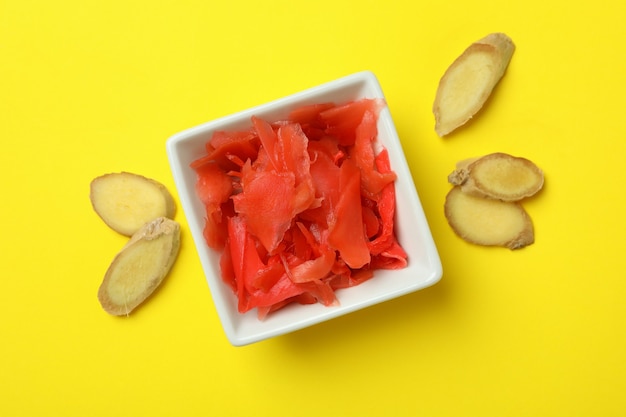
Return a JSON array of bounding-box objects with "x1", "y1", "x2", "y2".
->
[
  {"x1": 433, "y1": 33, "x2": 515, "y2": 137},
  {"x1": 90, "y1": 172, "x2": 176, "y2": 236},
  {"x1": 448, "y1": 153, "x2": 544, "y2": 201},
  {"x1": 444, "y1": 187, "x2": 534, "y2": 250},
  {"x1": 98, "y1": 217, "x2": 181, "y2": 316}
]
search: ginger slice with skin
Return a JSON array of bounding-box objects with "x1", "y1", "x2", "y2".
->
[
  {"x1": 98, "y1": 217, "x2": 181, "y2": 316},
  {"x1": 433, "y1": 33, "x2": 515, "y2": 137},
  {"x1": 448, "y1": 152, "x2": 544, "y2": 201},
  {"x1": 90, "y1": 172, "x2": 176, "y2": 236},
  {"x1": 444, "y1": 187, "x2": 534, "y2": 250}
]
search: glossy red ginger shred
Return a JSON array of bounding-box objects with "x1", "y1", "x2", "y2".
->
[{"x1": 191, "y1": 98, "x2": 407, "y2": 318}]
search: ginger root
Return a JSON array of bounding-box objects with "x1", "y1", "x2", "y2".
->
[
  {"x1": 90, "y1": 172, "x2": 176, "y2": 236},
  {"x1": 98, "y1": 217, "x2": 181, "y2": 316},
  {"x1": 444, "y1": 153, "x2": 544, "y2": 250},
  {"x1": 444, "y1": 187, "x2": 534, "y2": 250},
  {"x1": 433, "y1": 33, "x2": 515, "y2": 137},
  {"x1": 448, "y1": 153, "x2": 544, "y2": 201}
]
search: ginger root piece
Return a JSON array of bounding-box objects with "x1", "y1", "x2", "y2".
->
[
  {"x1": 444, "y1": 187, "x2": 534, "y2": 250},
  {"x1": 433, "y1": 33, "x2": 515, "y2": 137},
  {"x1": 448, "y1": 153, "x2": 544, "y2": 201},
  {"x1": 90, "y1": 172, "x2": 176, "y2": 236},
  {"x1": 98, "y1": 217, "x2": 181, "y2": 316}
]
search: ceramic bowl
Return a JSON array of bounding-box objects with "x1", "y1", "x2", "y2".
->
[{"x1": 166, "y1": 71, "x2": 442, "y2": 346}]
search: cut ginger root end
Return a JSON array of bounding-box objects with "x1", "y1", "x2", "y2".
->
[
  {"x1": 448, "y1": 152, "x2": 544, "y2": 201},
  {"x1": 98, "y1": 217, "x2": 181, "y2": 316},
  {"x1": 433, "y1": 32, "x2": 515, "y2": 137},
  {"x1": 444, "y1": 187, "x2": 534, "y2": 250},
  {"x1": 90, "y1": 172, "x2": 176, "y2": 236}
]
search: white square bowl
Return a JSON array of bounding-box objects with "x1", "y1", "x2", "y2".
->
[{"x1": 166, "y1": 71, "x2": 442, "y2": 346}]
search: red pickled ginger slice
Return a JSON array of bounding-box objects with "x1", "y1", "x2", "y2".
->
[
  {"x1": 232, "y1": 161, "x2": 297, "y2": 254},
  {"x1": 319, "y1": 98, "x2": 385, "y2": 146},
  {"x1": 276, "y1": 123, "x2": 318, "y2": 213},
  {"x1": 327, "y1": 158, "x2": 370, "y2": 269},
  {"x1": 352, "y1": 110, "x2": 397, "y2": 198},
  {"x1": 194, "y1": 162, "x2": 233, "y2": 250}
]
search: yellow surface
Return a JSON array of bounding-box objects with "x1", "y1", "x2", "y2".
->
[{"x1": 1, "y1": 1, "x2": 625, "y2": 415}]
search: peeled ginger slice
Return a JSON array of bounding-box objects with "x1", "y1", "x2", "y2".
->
[
  {"x1": 444, "y1": 187, "x2": 534, "y2": 250},
  {"x1": 433, "y1": 33, "x2": 515, "y2": 137},
  {"x1": 98, "y1": 217, "x2": 181, "y2": 316},
  {"x1": 448, "y1": 153, "x2": 544, "y2": 201}
]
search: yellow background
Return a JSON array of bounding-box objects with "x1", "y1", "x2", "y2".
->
[{"x1": 1, "y1": 0, "x2": 625, "y2": 415}]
